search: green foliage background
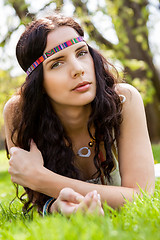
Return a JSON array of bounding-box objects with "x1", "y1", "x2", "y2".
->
[{"x1": 0, "y1": 70, "x2": 24, "y2": 128}]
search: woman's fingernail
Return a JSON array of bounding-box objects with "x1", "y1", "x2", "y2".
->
[
  {"x1": 98, "y1": 194, "x2": 101, "y2": 200},
  {"x1": 93, "y1": 190, "x2": 97, "y2": 195},
  {"x1": 88, "y1": 192, "x2": 93, "y2": 198},
  {"x1": 76, "y1": 196, "x2": 84, "y2": 202},
  {"x1": 101, "y1": 208, "x2": 104, "y2": 216}
]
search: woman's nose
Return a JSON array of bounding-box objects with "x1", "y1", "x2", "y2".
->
[
  {"x1": 73, "y1": 70, "x2": 84, "y2": 78},
  {"x1": 70, "y1": 59, "x2": 84, "y2": 79}
]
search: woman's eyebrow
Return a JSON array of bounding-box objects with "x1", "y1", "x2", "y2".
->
[
  {"x1": 45, "y1": 56, "x2": 64, "y2": 66},
  {"x1": 75, "y1": 44, "x2": 87, "y2": 52},
  {"x1": 44, "y1": 44, "x2": 87, "y2": 66}
]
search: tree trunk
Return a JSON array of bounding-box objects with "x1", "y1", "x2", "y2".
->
[
  {"x1": 145, "y1": 97, "x2": 160, "y2": 143},
  {"x1": 117, "y1": 0, "x2": 160, "y2": 141}
]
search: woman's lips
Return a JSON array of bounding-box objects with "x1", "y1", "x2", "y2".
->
[{"x1": 72, "y1": 82, "x2": 91, "y2": 92}]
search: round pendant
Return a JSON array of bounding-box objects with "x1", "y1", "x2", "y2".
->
[{"x1": 77, "y1": 147, "x2": 91, "y2": 158}]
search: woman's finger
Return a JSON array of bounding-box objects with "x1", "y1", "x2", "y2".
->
[
  {"x1": 75, "y1": 191, "x2": 95, "y2": 212},
  {"x1": 9, "y1": 147, "x2": 20, "y2": 156},
  {"x1": 87, "y1": 191, "x2": 99, "y2": 212},
  {"x1": 79, "y1": 191, "x2": 104, "y2": 216},
  {"x1": 59, "y1": 201, "x2": 77, "y2": 216},
  {"x1": 59, "y1": 188, "x2": 84, "y2": 204},
  {"x1": 88, "y1": 192, "x2": 104, "y2": 216}
]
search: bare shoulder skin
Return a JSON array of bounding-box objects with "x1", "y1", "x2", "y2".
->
[{"x1": 3, "y1": 95, "x2": 20, "y2": 149}]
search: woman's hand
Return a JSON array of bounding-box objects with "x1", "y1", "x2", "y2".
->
[
  {"x1": 8, "y1": 140, "x2": 43, "y2": 188},
  {"x1": 50, "y1": 188, "x2": 104, "y2": 216}
]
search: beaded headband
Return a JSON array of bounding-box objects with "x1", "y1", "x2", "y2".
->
[{"x1": 26, "y1": 36, "x2": 84, "y2": 76}]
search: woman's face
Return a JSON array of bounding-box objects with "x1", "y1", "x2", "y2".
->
[{"x1": 43, "y1": 26, "x2": 96, "y2": 110}]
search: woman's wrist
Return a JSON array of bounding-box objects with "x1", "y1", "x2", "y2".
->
[
  {"x1": 50, "y1": 199, "x2": 58, "y2": 213},
  {"x1": 29, "y1": 166, "x2": 47, "y2": 191},
  {"x1": 43, "y1": 197, "x2": 56, "y2": 216}
]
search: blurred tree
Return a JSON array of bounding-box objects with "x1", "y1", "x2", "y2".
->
[
  {"x1": 0, "y1": 70, "x2": 24, "y2": 126},
  {"x1": 0, "y1": 70, "x2": 24, "y2": 148},
  {"x1": 0, "y1": 0, "x2": 160, "y2": 141}
]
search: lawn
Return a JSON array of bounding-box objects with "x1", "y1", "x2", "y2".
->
[{"x1": 0, "y1": 145, "x2": 160, "y2": 240}]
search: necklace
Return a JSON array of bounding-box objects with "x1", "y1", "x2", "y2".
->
[{"x1": 77, "y1": 138, "x2": 95, "y2": 158}]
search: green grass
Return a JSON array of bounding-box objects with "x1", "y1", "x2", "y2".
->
[
  {"x1": 0, "y1": 144, "x2": 160, "y2": 240},
  {"x1": 152, "y1": 144, "x2": 160, "y2": 163}
]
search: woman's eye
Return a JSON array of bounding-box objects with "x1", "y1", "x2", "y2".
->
[
  {"x1": 51, "y1": 62, "x2": 62, "y2": 69},
  {"x1": 78, "y1": 50, "x2": 88, "y2": 57}
]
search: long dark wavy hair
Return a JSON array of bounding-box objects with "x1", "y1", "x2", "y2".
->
[{"x1": 8, "y1": 13, "x2": 122, "y2": 213}]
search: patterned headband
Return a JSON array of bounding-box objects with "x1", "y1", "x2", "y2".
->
[{"x1": 26, "y1": 36, "x2": 84, "y2": 76}]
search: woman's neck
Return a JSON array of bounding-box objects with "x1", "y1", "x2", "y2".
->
[{"x1": 52, "y1": 103, "x2": 92, "y2": 136}]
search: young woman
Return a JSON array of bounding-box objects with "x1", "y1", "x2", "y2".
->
[{"x1": 3, "y1": 13, "x2": 155, "y2": 216}]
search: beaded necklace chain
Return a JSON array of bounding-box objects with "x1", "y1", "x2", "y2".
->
[{"x1": 77, "y1": 138, "x2": 95, "y2": 158}]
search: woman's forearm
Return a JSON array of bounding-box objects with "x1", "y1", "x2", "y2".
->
[
  {"x1": 33, "y1": 167, "x2": 143, "y2": 209},
  {"x1": 8, "y1": 143, "x2": 154, "y2": 209}
]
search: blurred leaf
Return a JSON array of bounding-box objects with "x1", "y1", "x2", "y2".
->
[{"x1": 0, "y1": 69, "x2": 24, "y2": 128}]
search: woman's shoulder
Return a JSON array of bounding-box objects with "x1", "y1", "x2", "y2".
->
[
  {"x1": 3, "y1": 95, "x2": 21, "y2": 121},
  {"x1": 114, "y1": 83, "x2": 147, "y2": 134},
  {"x1": 3, "y1": 95, "x2": 21, "y2": 149},
  {"x1": 115, "y1": 83, "x2": 143, "y2": 106}
]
